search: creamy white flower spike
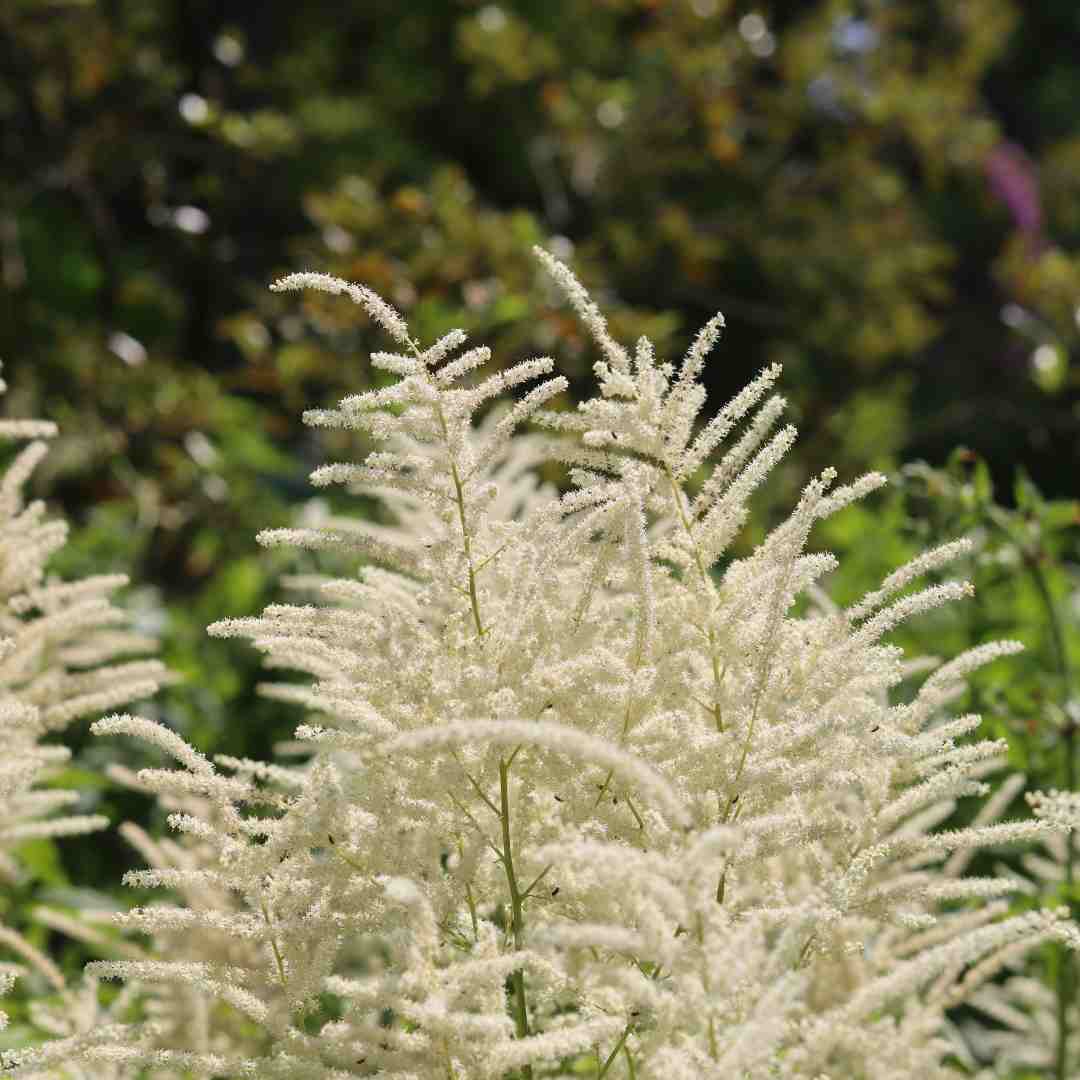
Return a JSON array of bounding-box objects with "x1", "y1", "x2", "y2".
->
[
  {"x1": 4, "y1": 259, "x2": 1070, "y2": 1079},
  {"x1": 0, "y1": 368, "x2": 169, "y2": 1045}
]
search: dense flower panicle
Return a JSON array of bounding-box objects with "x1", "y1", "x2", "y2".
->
[
  {"x1": 3, "y1": 258, "x2": 1074, "y2": 1078},
  {"x1": 0, "y1": 369, "x2": 170, "y2": 1043}
]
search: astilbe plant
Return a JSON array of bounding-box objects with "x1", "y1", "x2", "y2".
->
[
  {"x1": 959, "y1": 789, "x2": 1080, "y2": 1079},
  {"x1": 0, "y1": 365, "x2": 169, "y2": 1039},
  {"x1": 4, "y1": 253, "x2": 1079, "y2": 1079}
]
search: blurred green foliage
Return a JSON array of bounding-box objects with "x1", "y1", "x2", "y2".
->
[
  {"x1": 4, "y1": 6, "x2": 1080, "y2": 1047},
  {"x1": 823, "y1": 451, "x2": 1080, "y2": 773}
]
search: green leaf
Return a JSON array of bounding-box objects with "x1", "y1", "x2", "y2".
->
[{"x1": 11, "y1": 839, "x2": 67, "y2": 888}]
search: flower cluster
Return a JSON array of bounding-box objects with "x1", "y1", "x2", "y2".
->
[
  {"x1": 2, "y1": 256, "x2": 1075, "y2": 1079},
  {"x1": 0, "y1": 366, "x2": 168, "y2": 1039}
]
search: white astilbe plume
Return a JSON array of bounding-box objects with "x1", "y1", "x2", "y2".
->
[
  {"x1": 7, "y1": 256, "x2": 1073, "y2": 1078},
  {"x1": 945, "y1": 787, "x2": 1080, "y2": 1077},
  {"x1": 0, "y1": 367, "x2": 170, "y2": 1041}
]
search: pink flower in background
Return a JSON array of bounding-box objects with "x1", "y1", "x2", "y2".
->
[{"x1": 985, "y1": 140, "x2": 1046, "y2": 254}]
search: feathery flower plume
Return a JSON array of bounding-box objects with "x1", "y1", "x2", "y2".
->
[{"x1": 4, "y1": 259, "x2": 1071, "y2": 1079}]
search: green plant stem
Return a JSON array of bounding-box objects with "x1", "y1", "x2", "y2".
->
[
  {"x1": 692, "y1": 912, "x2": 719, "y2": 1060},
  {"x1": 596, "y1": 1024, "x2": 633, "y2": 1078},
  {"x1": 465, "y1": 880, "x2": 479, "y2": 942},
  {"x1": 436, "y1": 401, "x2": 484, "y2": 639},
  {"x1": 1058, "y1": 719, "x2": 1075, "y2": 1080},
  {"x1": 407, "y1": 337, "x2": 485, "y2": 639},
  {"x1": 982, "y1": 508, "x2": 1077, "y2": 1077},
  {"x1": 451, "y1": 453, "x2": 484, "y2": 638},
  {"x1": 594, "y1": 636, "x2": 645, "y2": 811},
  {"x1": 499, "y1": 756, "x2": 533, "y2": 1080},
  {"x1": 259, "y1": 899, "x2": 288, "y2": 988},
  {"x1": 1019, "y1": 545, "x2": 1074, "y2": 1080},
  {"x1": 664, "y1": 465, "x2": 725, "y2": 733}
]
